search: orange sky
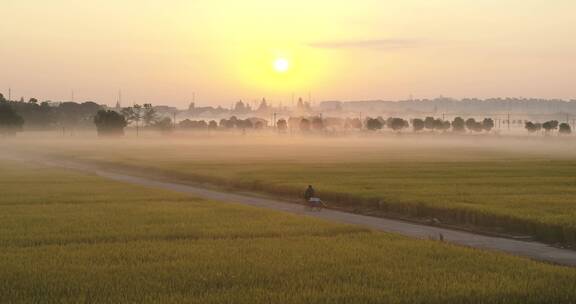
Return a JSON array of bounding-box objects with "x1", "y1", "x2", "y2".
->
[{"x1": 1, "y1": 0, "x2": 576, "y2": 107}]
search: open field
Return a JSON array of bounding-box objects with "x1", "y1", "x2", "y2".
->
[
  {"x1": 3, "y1": 161, "x2": 576, "y2": 303},
  {"x1": 4, "y1": 133, "x2": 576, "y2": 245}
]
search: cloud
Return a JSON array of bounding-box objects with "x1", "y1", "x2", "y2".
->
[{"x1": 307, "y1": 39, "x2": 421, "y2": 50}]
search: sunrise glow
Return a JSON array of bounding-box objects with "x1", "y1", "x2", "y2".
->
[{"x1": 273, "y1": 58, "x2": 290, "y2": 73}]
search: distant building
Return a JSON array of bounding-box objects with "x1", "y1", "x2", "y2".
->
[
  {"x1": 233, "y1": 100, "x2": 251, "y2": 114},
  {"x1": 257, "y1": 98, "x2": 269, "y2": 113},
  {"x1": 319, "y1": 101, "x2": 343, "y2": 112}
]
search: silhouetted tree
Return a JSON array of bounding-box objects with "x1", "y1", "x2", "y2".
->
[
  {"x1": 366, "y1": 118, "x2": 383, "y2": 131},
  {"x1": 9, "y1": 100, "x2": 54, "y2": 129},
  {"x1": 142, "y1": 103, "x2": 158, "y2": 126},
  {"x1": 93, "y1": 110, "x2": 127, "y2": 136},
  {"x1": 179, "y1": 119, "x2": 208, "y2": 129},
  {"x1": 153, "y1": 117, "x2": 174, "y2": 133},
  {"x1": 0, "y1": 103, "x2": 24, "y2": 136},
  {"x1": 277, "y1": 119, "x2": 288, "y2": 132},
  {"x1": 122, "y1": 104, "x2": 143, "y2": 135},
  {"x1": 424, "y1": 117, "x2": 435, "y2": 130},
  {"x1": 483, "y1": 118, "x2": 495, "y2": 132},
  {"x1": 236, "y1": 119, "x2": 253, "y2": 130},
  {"x1": 219, "y1": 118, "x2": 235, "y2": 129},
  {"x1": 55, "y1": 101, "x2": 102, "y2": 132},
  {"x1": 229, "y1": 116, "x2": 239, "y2": 127},
  {"x1": 542, "y1": 120, "x2": 559, "y2": 132},
  {"x1": 412, "y1": 118, "x2": 425, "y2": 132},
  {"x1": 388, "y1": 118, "x2": 409, "y2": 131},
  {"x1": 525, "y1": 121, "x2": 543, "y2": 134},
  {"x1": 465, "y1": 118, "x2": 476, "y2": 131},
  {"x1": 208, "y1": 120, "x2": 218, "y2": 129},
  {"x1": 196, "y1": 120, "x2": 209, "y2": 129},
  {"x1": 534, "y1": 123, "x2": 543, "y2": 132},
  {"x1": 465, "y1": 118, "x2": 483, "y2": 132},
  {"x1": 432, "y1": 119, "x2": 445, "y2": 131},
  {"x1": 440, "y1": 120, "x2": 451, "y2": 131},
  {"x1": 452, "y1": 117, "x2": 465, "y2": 132},
  {"x1": 559, "y1": 123, "x2": 572, "y2": 135}
]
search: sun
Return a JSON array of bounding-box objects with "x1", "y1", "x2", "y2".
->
[{"x1": 273, "y1": 58, "x2": 290, "y2": 73}]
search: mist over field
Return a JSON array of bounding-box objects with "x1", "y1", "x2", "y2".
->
[
  {"x1": 4, "y1": 130, "x2": 576, "y2": 162},
  {"x1": 2, "y1": 130, "x2": 576, "y2": 302},
  {"x1": 3, "y1": 0, "x2": 576, "y2": 302},
  {"x1": 3, "y1": 130, "x2": 576, "y2": 242}
]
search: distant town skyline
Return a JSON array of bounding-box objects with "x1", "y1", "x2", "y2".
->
[{"x1": 2, "y1": 0, "x2": 576, "y2": 107}]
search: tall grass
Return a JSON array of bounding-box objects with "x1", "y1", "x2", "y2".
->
[
  {"x1": 85, "y1": 158, "x2": 576, "y2": 245},
  {"x1": 5, "y1": 136, "x2": 576, "y2": 245},
  {"x1": 2, "y1": 161, "x2": 576, "y2": 302}
]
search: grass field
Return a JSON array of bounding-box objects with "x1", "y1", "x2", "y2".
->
[
  {"x1": 2, "y1": 161, "x2": 576, "y2": 303},
  {"x1": 6, "y1": 134, "x2": 576, "y2": 245}
]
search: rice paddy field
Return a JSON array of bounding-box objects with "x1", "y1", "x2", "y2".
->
[
  {"x1": 4, "y1": 133, "x2": 576, "y2": 245},
  {"x1": 2, "y1": 160, "x2": 576, "y2": 303}
]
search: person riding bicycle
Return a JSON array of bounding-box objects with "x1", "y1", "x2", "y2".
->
[
  {"x1": 304, "y1": 185, "x2": 315, "y2": 202},
  {"x1": 304, "y1": 185, "x2": 325, "y2": 211},
  {"x1": 308, "y1": 197, "x2": 324, "y2": 211}
]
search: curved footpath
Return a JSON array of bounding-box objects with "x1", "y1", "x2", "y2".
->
[{"x1": 9, "y1": 156, "x2": 576, "y2": 267}]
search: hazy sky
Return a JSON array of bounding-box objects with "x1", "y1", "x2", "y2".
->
[{"x1": 2, "y1": 0, "x2": 576, "y2": 107}]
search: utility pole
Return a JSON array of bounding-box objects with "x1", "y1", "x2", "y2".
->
[
  {"x1": 173, "y1": 112, "x2": 177, "y2": 129},
  {"x1": 273, "y1": 112, "x2": 277, "y2": 128},
  {"x1": 136, "y1": 117, "x2": 139, "y2": 137},
  {"x1": 507, "y1": 112, "x2": 511, "y2": 130},
  {"x1": 8, "y1": 88, "x2": 11, "y2": 101},
  {"x1": 71, "y1": 90, "x2": 75, "y2": 102}
]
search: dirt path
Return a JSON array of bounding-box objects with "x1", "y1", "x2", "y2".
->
[{"x1": 7, "y1": 155, "x2": 576, "y2": 267}]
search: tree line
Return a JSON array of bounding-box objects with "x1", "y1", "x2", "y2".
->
[
  {"x1": 0, "y1": 94, "x2": 102, "y2": 131},
  {"x1": 0, "y1": 93, "x2": 109, "y2": 136},
  {"x1": 525, "y1": 120, "x2": 572, "y2": 135},
  {"x1": 95, "y1": 103, "x2": 176, "y2": 135},
  {"x1": 0, "y1": 93, "x2": 573, "y2": 136},
  {"x1": 324, "y1": 97, "x2": 576, "y2": 115},
  {"x1": 0, "y1": 96, "x2": 174, "y2": 136},
  {"x1": 360, "y1": 117, "x2": 494, "y2": 133}
]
